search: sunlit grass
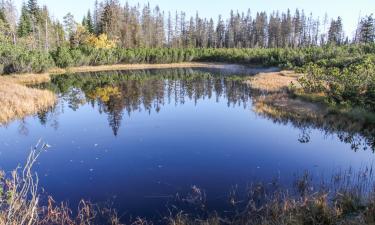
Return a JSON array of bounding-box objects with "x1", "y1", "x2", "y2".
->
[
  {"x1": 0, "y1": 75, "x2": 56, "y2": 125},
  {"x1": 246, "y1": 70, "x2": 301, "y2": 92}
]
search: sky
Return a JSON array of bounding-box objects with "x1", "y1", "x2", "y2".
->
[{"x1": 13, "y1": 0, "x2": 375, "y2": 37}]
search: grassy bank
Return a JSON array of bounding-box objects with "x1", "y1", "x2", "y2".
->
[
  {"x1": 247, "y1": 70, "x2": 375, "y2": 152},
  {"x1": 247, "y1": 71, "x2": 326, "y2": 120},
  {"x1": 247, "y1": 68, "x2": 375, "y2": 125},
  {"x1": 0, "y1": 75, "x2": 56, "y2": 125},
  {"x1": 2, "y1": 60, "x2": 374, "y2": 128}
]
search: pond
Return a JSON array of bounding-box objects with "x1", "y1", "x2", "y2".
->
[{"x1": 0, "y1": 66, "x2": 374, "y2": 220}]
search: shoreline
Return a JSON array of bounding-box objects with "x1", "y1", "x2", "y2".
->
[
  {"x1": 0, "y1": 62, "x2": 248, "y2": 125},
  {"x1": 247, "y1": 70, "x2": 375, "y2": 128},
  {"x1": 51, "y1": 62, "x2": 238, "y2": 74},
  {"x1": 4, "y1": 62, "x2": 240, "y2": 84},
  {"x1": 3, "y1": 62, "x2": 373, "y2": 127}
]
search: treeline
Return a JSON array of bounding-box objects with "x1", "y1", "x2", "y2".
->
[
  {"x1": 0, "y1": 0, "x2": 374, "y2": 50},
  {"x1": 76, "y1": 0, "x2": 375, "y2": 48},
  {"x1": 1, "y1": 44, "x2": 374, "y2": 74},
  {"x1": 0, "y1": 0, "x2": 374, "y2": 75}
]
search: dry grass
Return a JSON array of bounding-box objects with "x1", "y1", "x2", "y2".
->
[
  {"x1": 246, "y1": 70, "x2": 328, "y2": 120},
  {"x1": 0, "y1": 78, "x2": 56, "y2": 125},
  {"x1": 167, "y1": 168, "x2": 375, "y2": 225},
  {"x1": 0, "y1": 141, "x2": 122, "y2": 225},
  {"x1": 246, "y1": 70, "x2": 301, "y2": 92},
  {"x1": 2, "y1": 142, "x2": 375, "y2": 225},
  {"x1": 0, "y1": 140, "x2": 46, "y2": 225},
  {"x1": 252, "y1": 93, "x2": 327, "y2": 121},
  {"x1": 0, "y1": 73, "x2": 51, "y2": 85}
]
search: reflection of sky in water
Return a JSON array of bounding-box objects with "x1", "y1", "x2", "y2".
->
[{"x1": 0, "y1": 68, "x2": 374, "y2": 218}]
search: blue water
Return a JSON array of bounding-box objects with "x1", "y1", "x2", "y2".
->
[{"x1": 0, "y1": 67, "x2": 373, "y2": 219}]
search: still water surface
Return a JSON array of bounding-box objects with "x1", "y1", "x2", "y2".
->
[{"x1": 0, "y1": 66, "x2": 374, "y2": 218}]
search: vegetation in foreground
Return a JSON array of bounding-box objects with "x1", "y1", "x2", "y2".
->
[{"x1": 2, "y1": 141, "x2": 375, "y2": 225}]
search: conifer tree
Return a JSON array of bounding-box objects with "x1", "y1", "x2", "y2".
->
[
  {"x1": 328, "y1": 17, "x2": 344, "y2": 45},
  {"x1": 359, "y1": 14, "x2": 375, "y2": 43},
  {"x1": 17, "y1": 4, "x2": 32, "y2": 37},
  {"x1": 27, "y1": 0, "x2": 39, "y2": 19},
  {"x1": 86, "y1": 10, "x2": 94, "y2": 33}
]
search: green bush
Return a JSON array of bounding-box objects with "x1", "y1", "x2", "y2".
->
[
  {"x1": 299, "y1": 56, "x2": 375, "y2": 111},
  {"x1": 52, "y1": 46, "x2": 74, "y2": 68},
  {"x1": 0, "y1": 43, "x2": 53, "y2": 74}
]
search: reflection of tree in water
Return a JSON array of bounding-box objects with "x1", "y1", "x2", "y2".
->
[
  {"x1": 48, "y1": 68, "x2": 251, "y2": 136},
  {"x1": 43, "y1": 68, "x2": 375, "y2": 151}
]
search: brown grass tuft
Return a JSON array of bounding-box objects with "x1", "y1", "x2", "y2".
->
[
  {"x1": 0, "y1": 73, "x2": 51, "y2": 85},
  {"x1": 252, "y1": 93, "x2": 326, "y2": 121},
  {"x1": 246, "y1": 70, "x2": 327, "y2": 120},
  {"x1": 0, "y1": 78, "x2": 56, "y2": 125},
  {"x1": 246, "y1": 70, "x2": 301, "y2": 92}
]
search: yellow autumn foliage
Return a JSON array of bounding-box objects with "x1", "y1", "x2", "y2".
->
[
  {"x1": 87, "y1": 86, "x2": 121, "y2": 102},
  {"x1": 85, "y1": 34, "x2": 116, "y2": 49}
]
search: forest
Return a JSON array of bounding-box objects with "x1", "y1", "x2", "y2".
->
[{"x1": 0, "y1": 0, "x2": 373, "y2": 71}]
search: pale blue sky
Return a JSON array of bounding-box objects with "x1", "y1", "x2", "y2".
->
[{"x1": 13, "y1": 0, "x2": 375, "y2": 36}]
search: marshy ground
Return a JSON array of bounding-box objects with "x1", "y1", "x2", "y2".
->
[{"x1": 247, "y1": 70, "x2": 327, "y2": 119}]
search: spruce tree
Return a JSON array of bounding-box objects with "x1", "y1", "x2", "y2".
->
[
  {"x1": 359, "y1": 14, "x2": 375, "y2": 43},
  {"x1": 27, "y1": 0, "x2": 39, "y2": 18},
  {"x1": 0, "y1": 6, "x2": 6, "y2": 24},
  {"x1": 17, "y1": 4, "x2": 32, "y2": 37},
  {"x1": 86, "y1": 10, "x2": 94, "y2": 33},
  {"x1": 82, "y1": 15, "x2": 87, "y2": 28},
  {"x1": 216, "y1": 15, "x2": 225, "y2": 48},
  {"x1": 328, "y1": 17, "x2": 343, "y2": 45},
  {"x1": 63, "y1": 12, "x2": 75, "y2": 38}
]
